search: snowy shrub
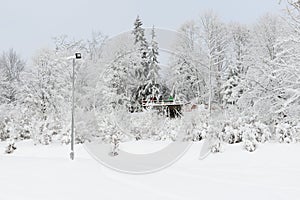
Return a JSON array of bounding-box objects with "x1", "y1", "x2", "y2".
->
[
  {"x1": 110, "y1": 134, "x2": 121, "y2": 156},
  {"x1": 290, "y1": 123, "x2": 300, "y2": 142},
  {"x1": 5, "y1": 139, "x2": 17, "y2": 154},
  {"x1": 60, "y1": 133, "x2": 70, "y2": 145},
  {"x1": 97, "y1": 114, "x2": 125, "y2": 142},
  {"x1": 222, "y1": 124, "x2": 241, "y2": 144},
  {"x1": 224, "y1": 116, "x2": 271, "y2": 146},
  {"x1": 243, "y1": 139, "x2": 257, "y2": 152},
  {"x1": 183, "y1": 120, "x2": 208, "y2": 142},
  {"x1": 183, "y1": 108, "x2": 209, "y2": 142},
  {"x1": 0, "y1": 105, "x2": 32, "y2": 142},
  {"x1": 254, "y1": 121, "x2": 271, "y2": 143},
  {"x1": 38, "y1": 134, "x2": 52, "y2": 145},
  {"x1": 101, "y1": 128, "x2": 124, "y2": 156},
  {"x1": 275, "y1": 123, "x2": 293, "y2": 143},
  {"x1": 240, "y1": 124, "x2": 258, "y2": 152},
  {"x1": 210, "y1": 138, "x2": 223, "y2": 153},
  {"x1": 74, "y1": 120, "x2": 95, "y2": 144},
  {"x1": 208, "y1": 123, "x2": 224, "y2": 153},
  {"x1": 96, "y1": 111, "x2": 129, "y2": 156},
  {"x1": 74, "y1": 109, "x2": 98, "y2": 143},
  {"x1": 158, "y1": 118, "x2": 179, "y2": 141}
]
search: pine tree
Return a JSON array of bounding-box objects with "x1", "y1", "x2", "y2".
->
[
  {"x1": 221, "y1": 24, "x2": 250, "y2": 108},
  {"x1": 132, "y1": 16, "x2": 149, "y2": 80},
  {"x1": 144, "y1": 26, "x2": 160, "y2": 101},
  {"x1": 131, "y1": 16, "x2": 150, "y2": 106},
  {"x1": 106, "y1": 50, "x2": 132, "y2": 109},
  {"x1": 221, "y1": 66, "x2": 242, "y2": 106}
]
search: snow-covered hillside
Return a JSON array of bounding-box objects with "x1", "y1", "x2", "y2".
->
[{"x1": 1, "y1": 140, "x2": 299, "y2": 200}]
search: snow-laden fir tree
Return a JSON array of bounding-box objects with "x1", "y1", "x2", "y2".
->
[
  {"x1": 144, "y1": 26, "x2": 160, "y2": 101},
  {"x1": 221, "y1": 24, "x2": 251, "y2": 108},
  {"x1": 221, "y1": 67, "x2": 242, "y2": 107},
  {"x1": 105, "y1": 50, "x2": 133, "y2": 109},
  {"x1": 131, "y1": 16, "x2": 150, "y2": 106}
]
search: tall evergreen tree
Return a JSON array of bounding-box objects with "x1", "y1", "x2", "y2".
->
[
  {"x1": 132, "y1": 16, "x2": 149, "y2": 81},
  {"x1": 131, "y1": 16, "x2": 150, "y2": 106},
  {"x1": 221, "y1": 24, "x2": 250, "y2": 107},
  {"x1": 144, "y1": 26, "x2": 160, "y2": 101}
]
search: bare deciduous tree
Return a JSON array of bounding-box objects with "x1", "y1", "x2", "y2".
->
[{"x1": 0, "y1": 49, "x2": 25, "y2": 81}]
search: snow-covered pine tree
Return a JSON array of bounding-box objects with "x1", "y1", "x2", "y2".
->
[
  {"x1": 221, "y1": 66, "x2": 242, "y2": 107},
  {"x1": 131, "y1": 16, "x2": 150, "y2": 107},
  {"x1": 221, "y1": 24, "x2": 250, "y2": 108},
  {"x1": 106, "y1": 50, "x2": 132, "y2": 109},
  {"x1": 144, "y1": 26, "x2": 160, "y2": 101}
]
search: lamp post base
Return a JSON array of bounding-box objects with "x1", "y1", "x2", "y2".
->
[{"x1": 70, "y1": 151, "x2": 74, "y2": 160}]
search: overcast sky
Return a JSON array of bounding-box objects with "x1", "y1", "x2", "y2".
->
[{"x1": 1, "y1": 0, "x2": 285, "y2": 59}]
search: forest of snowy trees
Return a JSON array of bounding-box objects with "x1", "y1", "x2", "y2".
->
[{"x1": 1, "y1": 1, "x2": 300, "y2": 153}]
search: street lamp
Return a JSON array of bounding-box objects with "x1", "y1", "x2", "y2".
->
[{"x1": 70, "y1": 53, "x2": 81, "y2": 160}]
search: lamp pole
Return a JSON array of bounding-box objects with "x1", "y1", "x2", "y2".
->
[{"x1": 70, "y1": 53, "x2": 81, "y2": 160}]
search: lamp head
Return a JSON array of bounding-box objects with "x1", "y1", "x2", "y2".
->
[{"x1": 75, "y1": 53, "x2": 82, "y2": 59}]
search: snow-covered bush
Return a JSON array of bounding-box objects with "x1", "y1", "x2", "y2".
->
[
  {"x1": 5, "y1": 139, "x2": 17, "y2": 154},
  {"x1": 183, "y1": 106, "x2": 209, "y2": 141},
  {"x1": 95, "y1": 109, "x2": 130, "y2": 156},
  {"x1": 207, "y1": 122, "x2": 225, "y2": 153},
  {"x1": 219, "y1": 116, "x2": 271, "y2": 152},
  {"x1": 221, "y1": 117, "x2": 242, "y2": 144},
  {"x1": 183, "y1": 116, "x2": 208, "y2": 142},
  {"x1": 290, "y1": 122, "x2": 300, "y2": 142},
  {"x1": 240, "y1": 124, "x2": 258, "y2": 152},
  {"x1": 222, "y1": 125, "x2": 241, "y2": 144},
  {"x1": 102, "y1": 132, "x2": 122, "y2": 156},
  {"x1": 184, "y1": 121, "x2": 208, "y2": 141},
  {"x1": 275, "y1": 123, "x2": 293, "y2": 143},
  {"x1": 0, "y1": 104, "x2": 33, "y2": 142},
  {"x1": 158, "y1": 118, "x2": 180, "y2": 141},
  {"x1": 221, "y1": 116, "x2": 270, "y2": 146},
  {"x1": 39, "y1": 134, "x2": 52, "y2": 145},
  {"x1": 60, "y1": 133, "x2": 70, "y2": 145},
  {"x1": 254, "y1": 121, "x2": 271, "y2": 143},
  {"x1": 98, "y1": 119, "x2": 123, "y2": 156}
]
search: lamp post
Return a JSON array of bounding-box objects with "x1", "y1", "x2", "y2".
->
[{"x1": 70, "y1": 53, "x2": 82, "y2": 160}]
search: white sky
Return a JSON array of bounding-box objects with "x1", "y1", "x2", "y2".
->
[{"x1": 1, "y1": 0, "x2": 285, "y2": 59}]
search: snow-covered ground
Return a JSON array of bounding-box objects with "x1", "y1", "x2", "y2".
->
[{"x1": 1, "y1": 140, "x2": 300, "y2": 200}]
